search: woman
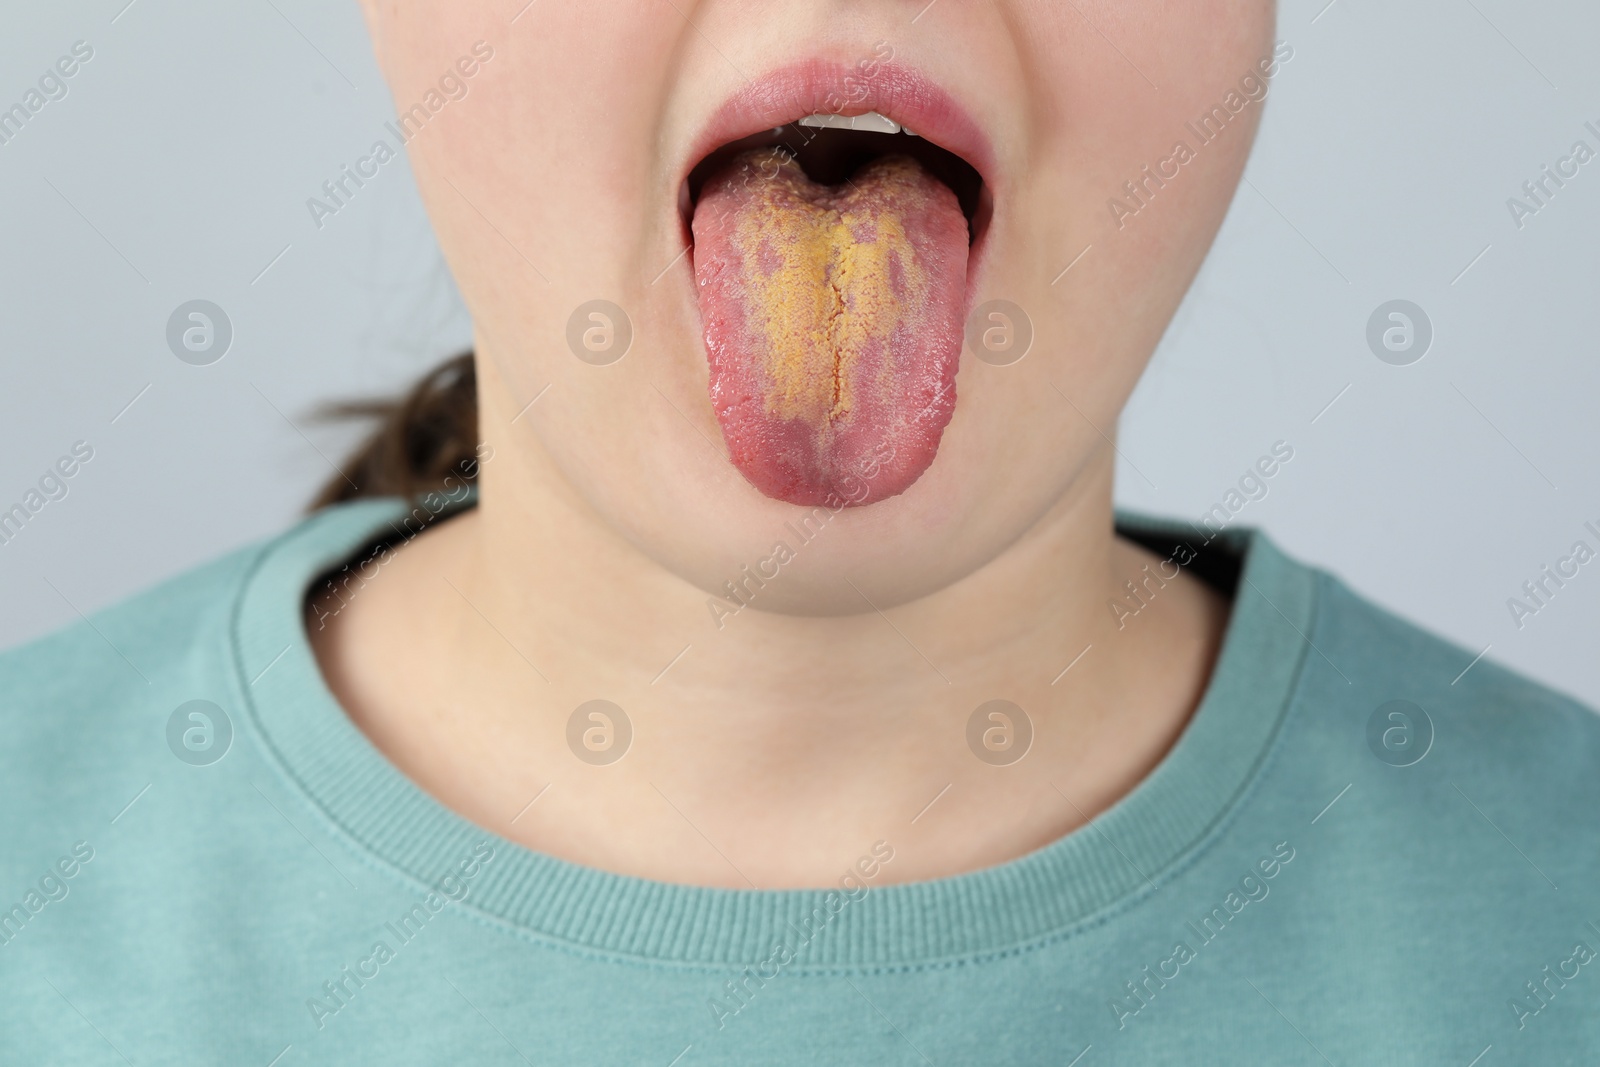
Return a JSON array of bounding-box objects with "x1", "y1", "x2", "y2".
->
[{"x1": 4, "y1": 1, "x2": 1595, "y2": 1062}]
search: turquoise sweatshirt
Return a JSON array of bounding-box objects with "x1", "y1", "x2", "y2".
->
[{"x1": 1, "y1": 500, "x2": 1596, "y2": 1064}]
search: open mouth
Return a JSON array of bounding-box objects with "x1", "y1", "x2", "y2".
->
[
  {"x1": 684, "y1": 121, "x2": 989, "y2": 243},
  {"x1": 680, "y1": 64, "x2": 992, "y2": 509}
]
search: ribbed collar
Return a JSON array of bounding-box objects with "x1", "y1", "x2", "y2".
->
[{"x1": 230, "y1": 499, "x2": 1315, "y2": 971}]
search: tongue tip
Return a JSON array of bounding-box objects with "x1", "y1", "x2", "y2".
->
[{"x1": 721, "y1": 395, "x2": 957, "y2": 510}]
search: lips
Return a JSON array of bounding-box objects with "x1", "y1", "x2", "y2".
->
[{"x1": 682, "y1": 61, "x2": 993, "y2": 508}]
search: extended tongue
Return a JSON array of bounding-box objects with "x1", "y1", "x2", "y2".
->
[{"x1": 692, "y1": 148, "x2": 968, "y2": 507}]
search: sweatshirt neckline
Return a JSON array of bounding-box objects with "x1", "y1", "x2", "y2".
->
[{"x1": 229, "y1": 499, "x2": 1315, "y2": 970}]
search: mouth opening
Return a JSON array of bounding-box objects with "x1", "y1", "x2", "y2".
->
[{"x1": 682, "y1": 122, "x2": 989, "y2": 247}]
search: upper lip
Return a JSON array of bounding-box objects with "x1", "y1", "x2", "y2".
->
[{"x1": 683, "y1": 57, "x2": 996, "y2": 197}]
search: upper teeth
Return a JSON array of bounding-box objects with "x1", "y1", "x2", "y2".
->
[{"x1": 796, "y1": 111, "x2": 917, "y2": 136}]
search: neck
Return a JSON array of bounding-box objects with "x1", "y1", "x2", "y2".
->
[{"x1": 312, "y1": 403, "x2": 1228, "y2": 890}]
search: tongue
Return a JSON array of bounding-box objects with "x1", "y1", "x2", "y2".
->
[{"x1": 692, "y1": 147, "x2": 968, "y2": 507}]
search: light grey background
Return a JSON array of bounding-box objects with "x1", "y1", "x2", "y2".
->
[{"x1": 2, "y1": 1, "x2": 1596, "y2": 706}]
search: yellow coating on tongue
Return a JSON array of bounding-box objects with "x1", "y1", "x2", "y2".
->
[{"x1": 733, "y1": 155, "x2": 931, "y2": 427}]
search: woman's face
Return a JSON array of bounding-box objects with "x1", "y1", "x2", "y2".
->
[{"x1": 360, "y1": 0, "x2": 1274, "y2": 612}]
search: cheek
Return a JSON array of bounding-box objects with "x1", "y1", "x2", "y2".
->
[
  {"x1": 402, "y1": 2, "x2": 681, "y2": 256},
  {"x1": 1010, "y1": 3, "x2": 1272, "y2": 360},
  {"x1": 397, "y1": 2, "x2": 690, "y2": 416},
  {"x1": 937, "y1": 1, "x2": 1274, "y2": 514}
]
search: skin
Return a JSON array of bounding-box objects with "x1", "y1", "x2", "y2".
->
[{"x1": 316, "y1": 0, "x2": 1273, "y2": 888}]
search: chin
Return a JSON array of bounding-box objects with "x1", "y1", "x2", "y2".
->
[{"x1": 518, "y1": 361, "x2": 1102, "y2": 617}]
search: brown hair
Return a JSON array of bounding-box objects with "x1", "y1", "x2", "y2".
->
[{"x1": 309, "y1": 351, "x2": 481, "y2": 512}]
